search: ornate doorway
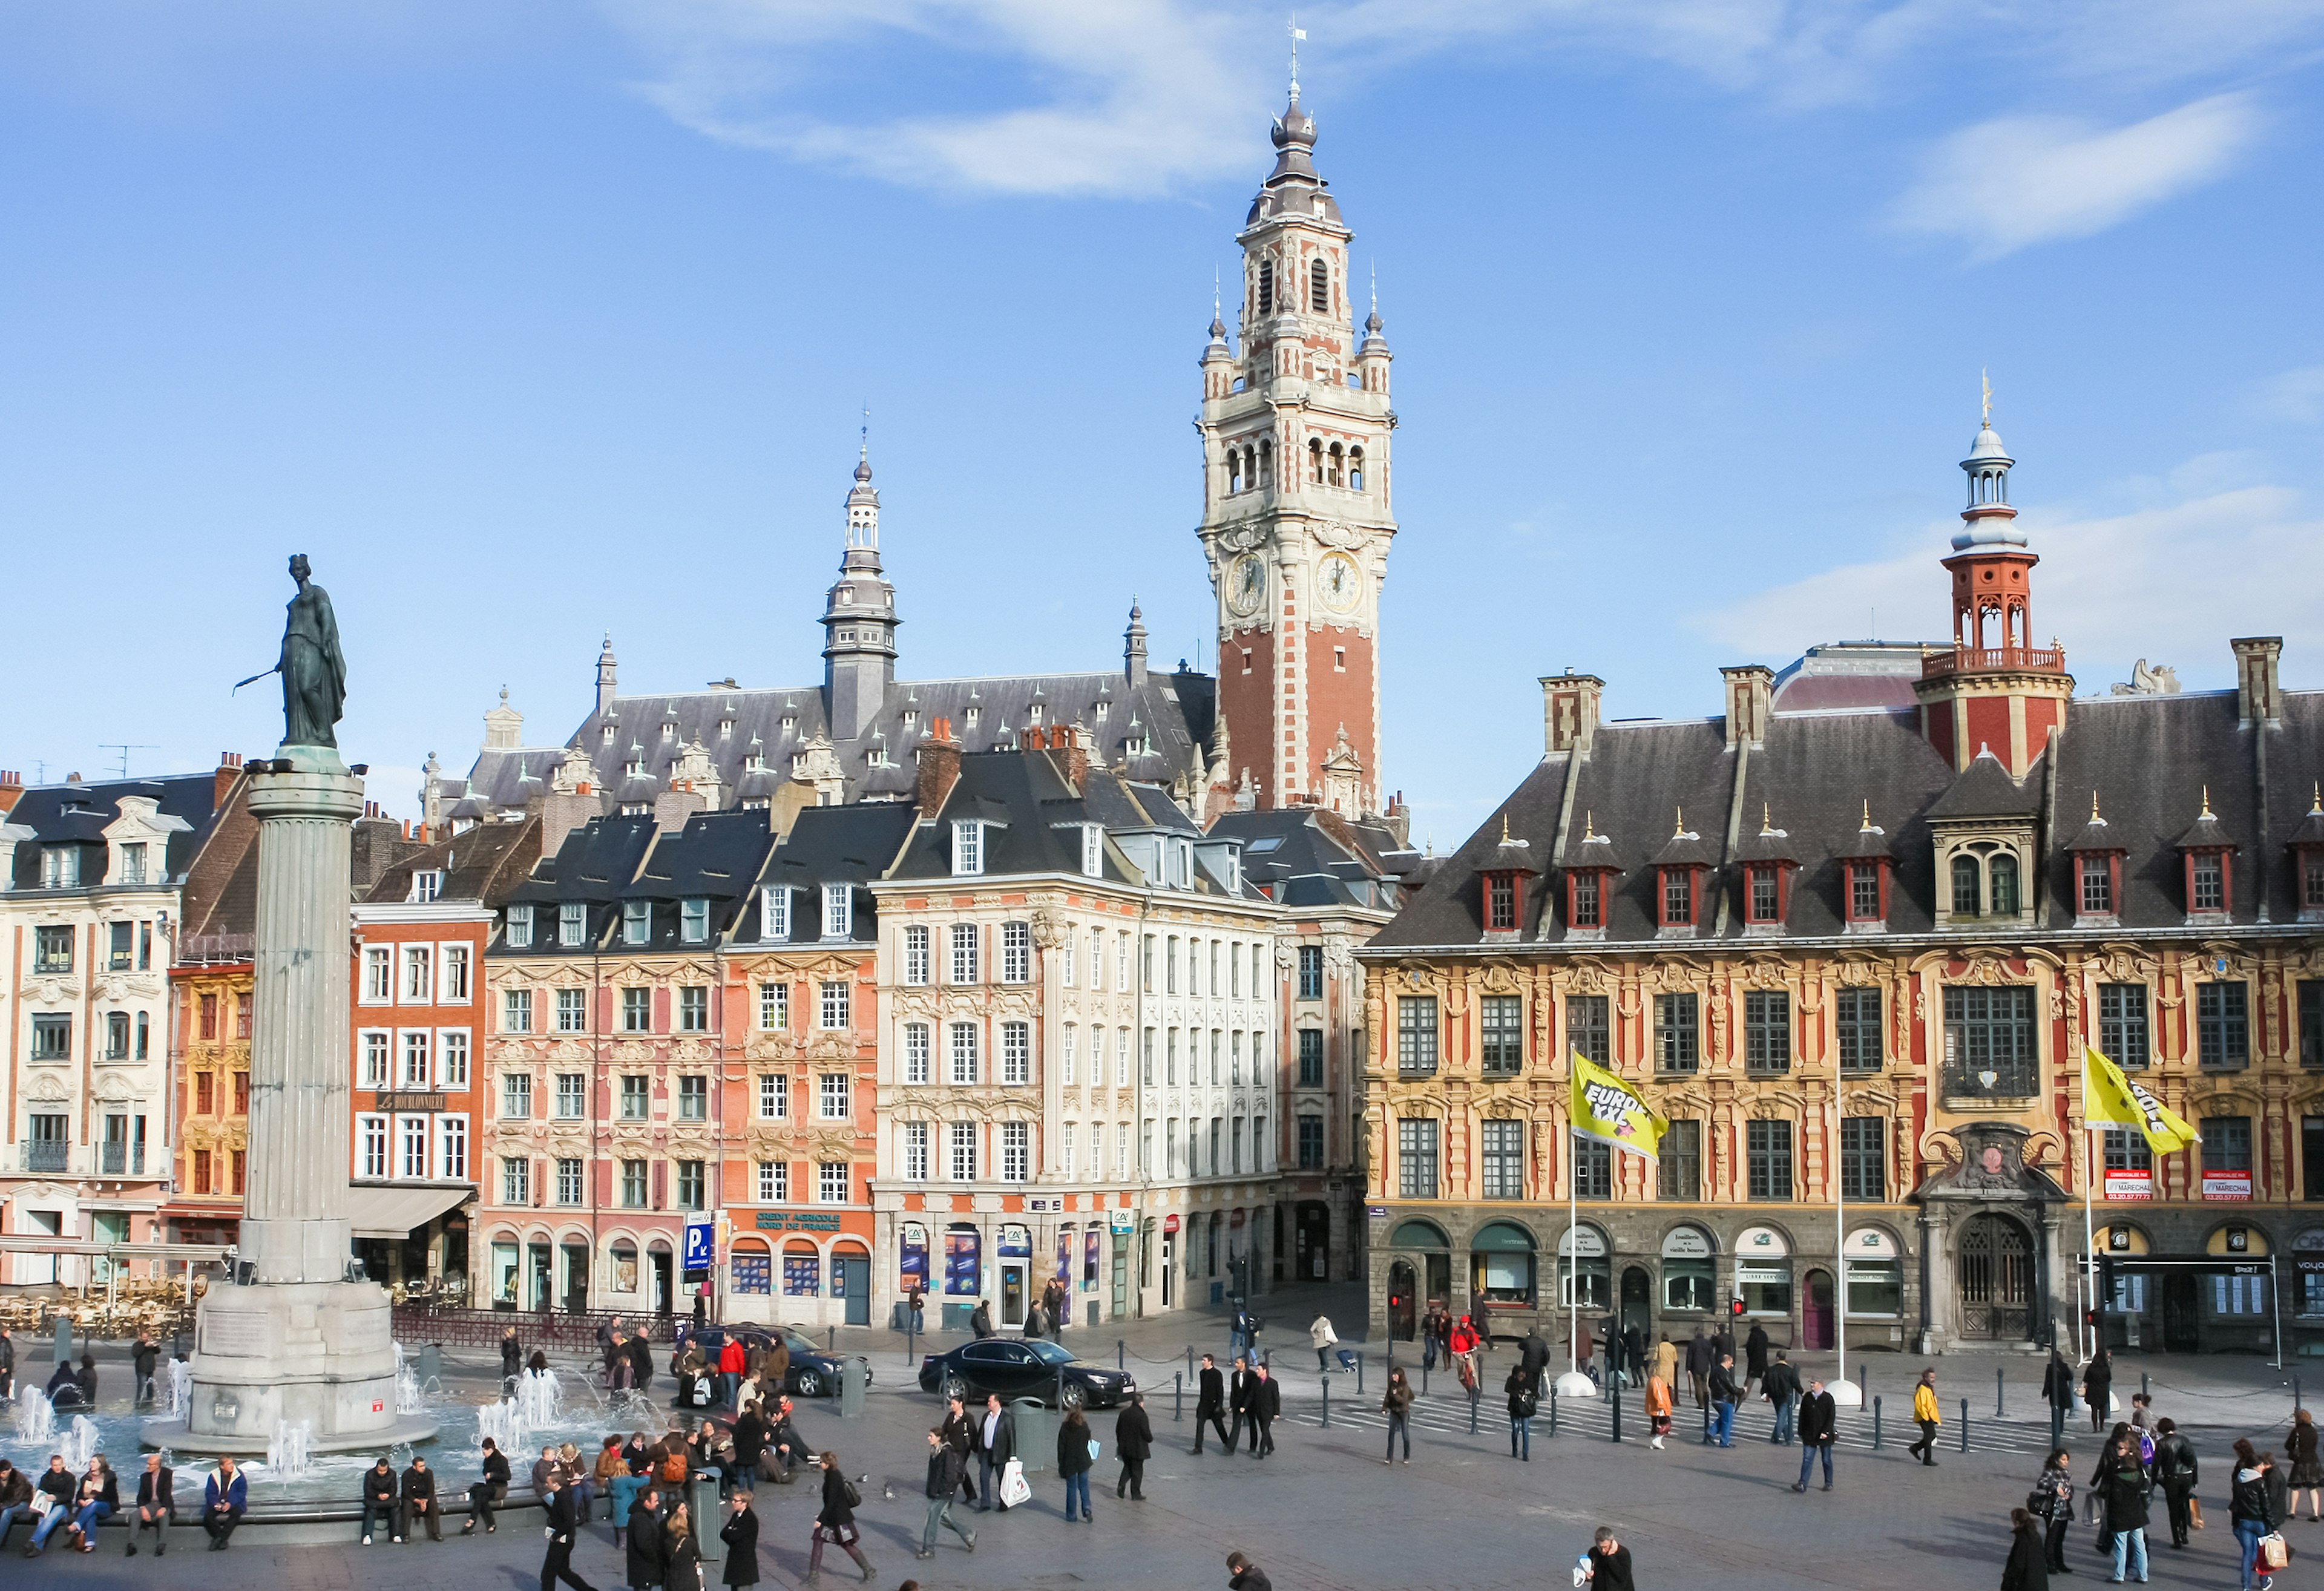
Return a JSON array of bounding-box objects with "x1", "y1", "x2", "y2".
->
[{"x1": 1957, "y1": 1213, "x2": 2032, "y2": 1339}]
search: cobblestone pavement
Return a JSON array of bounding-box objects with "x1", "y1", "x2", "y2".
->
[{"x1": 9, "y1": 1284, "x2": 2317, "y2": 1589}]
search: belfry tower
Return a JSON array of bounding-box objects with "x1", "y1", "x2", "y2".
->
[{"x1": 1195, "y1": 65, "x2": 1396, "y2": 815}]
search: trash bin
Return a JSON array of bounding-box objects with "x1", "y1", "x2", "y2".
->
[
  {"x1": 840, "y1": 1354, "x2": 868, "y2": 1418},
  {"x1": 690, "y1": 1477, "x2": 724, "y2": 1563},
  {"x1": 1010, "y1": 1396, "x2": 1058, "y2": 1476}
]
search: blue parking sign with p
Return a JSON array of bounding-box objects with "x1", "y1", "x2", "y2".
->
[{"x1": 683, "y1": 1216, "x2": 716, "y2": 1273}]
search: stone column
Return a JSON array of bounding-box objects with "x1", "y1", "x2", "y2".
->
[{"x1": 238, "y1": 758, "x2": 361, "y2": 1285}]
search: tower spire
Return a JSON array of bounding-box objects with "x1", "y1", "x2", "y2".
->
[{"x1": 1288, "y1": 15, "x2": 1306, "y2": 101}]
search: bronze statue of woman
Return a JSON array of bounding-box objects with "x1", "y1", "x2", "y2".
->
[{"x1": 279, "y1": 554, "x2": 347, "y2": 747}]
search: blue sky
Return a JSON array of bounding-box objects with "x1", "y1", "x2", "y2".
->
[{"x1": 4, "y1": 2, "x2": 2320, "y2": 850}]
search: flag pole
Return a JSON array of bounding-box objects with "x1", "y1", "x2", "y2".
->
[{"x1": 1568, "y1": 1125, "x2": 1580, "y2": 1378}]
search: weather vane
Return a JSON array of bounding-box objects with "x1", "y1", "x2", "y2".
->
[
  {"x1": 1981, "y1": 368, "x2": 1993, "y2": 427},
  {"x1": 1288, "y1": 14, "x2": 1306, "y2": 94}
]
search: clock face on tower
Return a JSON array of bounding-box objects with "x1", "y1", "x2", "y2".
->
[
  {"x1": 1227, "y1": 554, "x2": 1265, "y2": 617},
  {"x1": 1318, "y1": 551, "x2": 1362, "y2": 614}
]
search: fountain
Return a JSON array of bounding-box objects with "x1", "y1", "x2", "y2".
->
[
  {"x1": 142, "y1": 559, "x2": 435, "y2": 1457},
  {"x1": 393, "y1": 1344, "x2": 425, "y2": 1416},
  {"x1": 165, "y1": 1359, "x2": 193, "y2": 1418},
  {"x1": 514, "y1": 1368, "x2": 562, "y2": 1428},
  {"x1": 61, "y1": 1414, "x2": 99, "y2": 1471},
  {"x1": 13, "y1": 1383, "x2": 55, "y2": 1445},
  {"x1": 267, "y1": 1419, "x2": 315, "y2": 1481}
]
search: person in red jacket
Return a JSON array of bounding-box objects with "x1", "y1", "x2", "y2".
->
[
  {"x1": 718, "y1": 1336, "x2": 748, "y2": 1411},
  {"x1": 1449, "y1": 1316, "x2": 1482, "y2": 1396}
]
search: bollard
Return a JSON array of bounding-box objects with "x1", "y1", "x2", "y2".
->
[
  {"x1": 1187, "y1": 1345, "x2": 1195, "y2": 1389},
  {"x1": 1997, "y1": 1366, "x2": 2006, "y2": 1419},
  {"x1": 1175, "y1": 1371, "x2": 1183, "y2": 1423},
  {"x1": 1549, "y1": 1385, "x2": 1558, "y2": 1438},
  {"x1": 1469, "y1": 1387, "x2": 1479, "y2": 1435},
  {"x1": 1873, "y1": 1395, "x2": 1883, "y2": 1449},
  {"x1": 1321, "y1": 1372, "x2": 1331, "y2": 1428},
  {"x1": 1610, "y1": 1383, "x2": 1622, "y2": 1444},
  {"x1": 1118, "y1": 1339, "x2": 1126, "y2": 1371},
  {"x1": 1960, "y1": 1397, "x2": 1969, "y2": 1453},
  {"x1": 2141, "y1": 1370, "x2": 2152, "y2": 1400},
  {"x1": 2297, "y1": 1374, "x2": 2305, "y2": 1419},
  {"x1": 1357, "y1": 1353, "x2": 1365, "y2": 1395},
  {"x1": 827, "y1": 1327, "x2": 836, "y2": 1356}
]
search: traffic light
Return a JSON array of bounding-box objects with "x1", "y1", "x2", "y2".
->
[{"x1": 1730, "y1": 1297, "x2": 1745, "y2": 1317}]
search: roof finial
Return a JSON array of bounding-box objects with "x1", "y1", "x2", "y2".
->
[
  {"x1": 1500, "y1": 812, "x2": 1512, "y2": 844},
  {"x1": 1760, "y1": 801, "x2": 1773, "y2": 836},
  {"x1": 2091, "y1": 790, "x2": 2102, "y2": 822},
  {"x1": 1860, "y1": 798, "x2": 1873, "y2": 832},
  {"x1": 1583, "y1": 810, "x2": 1596, "y2": 841},
  {"x1": 1673, "y1": 806, "x2": 1685, "y2": 838},
  {"x1": 2313, "y1": 782, "x2": 2322, "y2": 816},
  {"x1": 1287, "y1": 13, "x2": 1307, "y2": 99},
  {"x1": 1981, "y1": 367, "x2": 1993, "y2": 427},
  {"x1": 2200, "y1": 785, "x2": 2214, "y2": 819}
]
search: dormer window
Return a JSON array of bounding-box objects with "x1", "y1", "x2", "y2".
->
[
  {"x1": 117, "y1": 842, "x2": 147, "y2": 885},
  {"x1": 625, "y1": 753, "x2": 645, "y2": 777},
  {"x1": 822, "y1": 884, "x2": 853, "y2": 939},
  {"x1": 2191, "y1": 855, "x2": 2224, "y2": 913},
  {"x1": 622, "y1": 900, "x2": 650, "y2": 945},
  {"x1": 1661, "y1": 871, "x2": 1693, "y2": 927},
  {"x1": 409, "y1": 870, "x2": 443, "y2": 904},
  {"x1": 1951, "y1": 855, "x2": 1980, "y2": 915},
  {"x1": 952, "y1": 820, "x2": 984, "y2": 877},
  {"x1": 965, "y1": 707, "x2": 980, "y2": 729},
  {"x1": 1747, "y1": 868, "x2": 1777, "y2": 922},
  {"x1": 1487, "y1": 875, "x2": 1517, "y2": 931},
  {"x1": 1095, "y1": 701, "x2": 1109, "y2": 721},
  {"x1": 2079, "y1": 856, "x2": 2113, "y2": 916},
  {"x1": 603, "y1": 724, "x2": 616, "y2": 744},
  {"x1": 42, "y1": 847, "x2": 78, "y2": 889},
  {"x1": 781, "y1": 715, "x2": 796, "y2": 735},
  {"x1": 508, "y1": 904, "x2": 534, "y2": 948},
  {"x1": 1849, "y1": 865, "x2": 1880, "y2": 922},
  {"x1": 1080, "y1": 824, "x2": 1104, "y2": 879},
  {"x1": 1571, "y1": 873, "x2": 1601, "y2": 928},
  {"x1": 2173, "y1": 792, "x2": 2237, "y2": 923},
  {"x1": 680, "y1": 898, "x2": 709, "y2": 943},
  {"x1": 719, "y1": 718, "x2": 734, "y2": 738},
  {"x1": 761, "y1": 886, "x2": 791, "y2": 940}
]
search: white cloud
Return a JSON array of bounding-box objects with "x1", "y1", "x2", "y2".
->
[
  {"x1": 1695, "y1": 475, "x2": 2324, "y2": 687},
  {"x1": 2258, "y1": 365, "x2": 2324, "y2": 425},
  {"x1": 1890, "y1": 93, "x2": 2263, "y2": 260},
  {"x1": 597, "y1": 2, "x2": 2323, "y2": 197}
]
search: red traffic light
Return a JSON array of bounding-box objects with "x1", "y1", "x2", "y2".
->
[{"x1": 1730, "y1": 1297, "x2": 1745, "y2": 1316}]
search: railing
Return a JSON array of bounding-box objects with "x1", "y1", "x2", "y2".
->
[
  {"x1": 179, "y1": 932, "x2": 255, "y2": 965},
  {"x1": 391, "y1": 1301, "x2": 638, "y2": 1354},
  {"x1": 97, "y1": 1144, "x2": 146, "y2": 1176},
  {"x1": 1922, "y1": 645, "x2": 2066, "y2": 678},
  {"x1": 22, "y1": 1141, "x2": 70, "y2": 1173}
]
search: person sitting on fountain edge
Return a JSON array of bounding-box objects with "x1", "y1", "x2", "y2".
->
[
  {"x1": 400, "y1": 1454, "x2": 441, "y2": 1542},
  {"x1": 464, "y1": 1437, "x2": 510, "y2": 1534},
  {"x1": 21, "y1": 1455, "x2": 81, "y2": 1556},
  {"x1": 201, "y1": 1455, "x2": 246, "y2": 1550},
  {"x1": 0, "y1": 1460, "x2": 34, "y2": 1552},
  {"x1": 361, "y1": 1456, "x2": 396, "y2": 1544},
  {"x1": 131, "y1": 1452, "x2": 173, "y2": 1556}
]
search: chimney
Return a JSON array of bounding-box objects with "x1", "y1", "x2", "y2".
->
[
  {"x1": 212, "y1": 752, "x2": 243, "y2": 812},
  {"x1": 1057, "y1": 724, "x2": 1091, "y2": 791},
  {"x1": 1721, "y1": 664, "x2": 1775, "y2": 750},
  {"x1": 2233, "y1": 637, "x2": 2283, "y2": 727},
  {"x1": 0, "y1": 770, "x2": 22, "y2": 818},
  {"x1": 916, "y1": 716, "x2": 963, "y2": 813},
  {"x1": 1538, "y1": 672, "x2": 1603, "y2": 756},
  {"x1": 651, "y1": 788, "x2": 706, "y2": 834}
]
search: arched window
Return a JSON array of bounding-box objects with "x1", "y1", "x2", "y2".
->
[
  {"x1": 1257, "y1": 260, "x2": 1274, "y2": 317},
  {"x1": 1308, "y1": 438, "x2": 1324, "y2": 482},
  {"x1": 1989, "y1": 853, "x2": 2020, "y2": 916},
  {"x1": 1310, "y1": 258, "x2": 1328, "y2": 312},
  {"x1": 1348, "y1": 446, "x2": 1364, "y2": 490},
  {"x1": 1258, "y1": 441, "x2": 1272, "y2": 486},
  {"x1": 1951, "y1": 854, "x2": 1981, "y2": 916},
  {"x1": 1228, "y1": 450, "x2": 1243, "y2": 494},
  {"x1": 1327, "y1": 442, "x2": 1344, "y2": 487}
]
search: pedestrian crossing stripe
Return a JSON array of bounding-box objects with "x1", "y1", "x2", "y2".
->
[{"x1": 1279, "y1": 1395, "x2": 2059, "y2": 1454}]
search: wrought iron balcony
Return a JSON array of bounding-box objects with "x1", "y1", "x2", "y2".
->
[
  {"x1": 1922, "y1": 645, "x2": 2066, "y2": 680},
  {"x1": 99, "y1": 1143, "x2": 145, "y2": 1176},
  {"x1": 22, "y1": 1141, "x2": 70, "y2": 1174}
]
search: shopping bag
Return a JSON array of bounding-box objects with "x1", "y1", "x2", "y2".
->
[
  {"x1": 999, "y1": 1457, "x2": 1031, "y2": 1508},
  {"x1": 2260, "y1": 1532, "x2": 2290, "y2": 1570}
]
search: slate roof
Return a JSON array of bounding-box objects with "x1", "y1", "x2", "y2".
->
[
  {"x1": 1207, "y1": 807, "x2": 1406, "y2": 914},
  {"x1": 453, "y1": 661, "x2": 1217, "y2": 822},
  {"x1": 734, "y1": 803, "x2": 919, "y2": 946},
  {"x1": 361, "y1": 818, "x2": 540, "y2": 907},
  {"x1": 1371, "y1": 687, "x2": 2324, "y2": 950},
  {"x1": 4, "y1": 772, "x2": 221, "y2": 889}
]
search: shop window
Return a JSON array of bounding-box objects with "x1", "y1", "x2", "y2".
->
[{"x1": 1844, "y1": 1255, "x2": 1903, "y2": 1318}]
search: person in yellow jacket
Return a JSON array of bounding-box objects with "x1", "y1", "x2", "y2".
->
[{"x1": 1907, "y1": 1368, "x2": 1942, "y2": 1466}]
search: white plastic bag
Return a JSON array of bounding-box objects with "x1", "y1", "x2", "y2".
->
[{"x1": 999, "y1": 1457, "x2": 1031, "y2": 1508}]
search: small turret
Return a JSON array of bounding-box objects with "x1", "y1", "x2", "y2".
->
[
  {"x1": 822, "y1": 444, "x2": 900, "y2": 742},
  {"x1": 1124, "y1": 601, "x2": 1149, "y2": 691},
  {"x1": 596, "y1": 632, "x2": 619, "y2": 717}
]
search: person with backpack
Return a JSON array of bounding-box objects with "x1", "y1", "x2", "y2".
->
[
  {"x1": 2030, "y1": 1448, "x2": 2074, "y2": 1573},
  {"x1": 806, "y1": 1450, "x2": 873, "y2": 1582},
  {"x1": 2152, "y1": 1417, "x2": 2199, "y2": 1548},
  {"x1": 1760, "y1": 1351, "x2": 1801, "y2": 1445},
  {"x1": 1505, "y1": 1361, "x2": 1538, "y2": 1461}
]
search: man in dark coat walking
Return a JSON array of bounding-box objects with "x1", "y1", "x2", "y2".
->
[
  {"x1": 719, "y1": 1491, "x2": 761, "y2": 1587},
  {"x1": 2081, "y1": 1348, "x2": 2112, "y2": 1434},
  {"x1": 1792, "y1": 1377, "x2": 1837, "y2": 1492},
  {"x1": 940, "y1": 1394, "x2": 978, "y2": 1503},
  {"x1": 1684, "y1": 1327, "x2": 1715, "y2": 1428},
  {"x1": 974, "y1": 1394, "x2": 1016, "y2": 1512},
  {"x1": 1192, "y1": 1354, "x2": 1233, "y2": 1454},
  {"x1": 626, "y1": 1486, "x2": 665, "y2": 1591},
  {"x1": 1115, "y1": 1391, "x2": 1154, "y2": 1498},
  {"x1": 1742, "y1": 1323, "x2": 1770, "y2": 1394},
  {"x1": 628, "y1": 1329, "x2": 655, "y2": 1397},
  {"x1": 970, "y1": 1299, "x2": 994, "y2": 1339},
  {"x1": 1226, "y1": 1356, "x2": 1257, "y2": 1454},
  {"x1": 2040, "y1": 1346, "x2": 2076, "y2": 1449},
  {"x1": 539, "y1": 1474, "x2": 598, "y2": 1591},
  {"x1": 1247, "y1": 1363, "x2": 1281, "y2": 1458},
  {"x1": 1761, "y1": 1352, "x2": 1802, "y2": 1445},
  {"x1": 1518, "y1": 1327, "x2": 1551, "y2": 1396}
]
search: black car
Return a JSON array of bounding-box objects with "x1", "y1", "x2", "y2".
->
[
  {"x1": 674, "y1": 1323, "x2": 867, "y2": 1399},
  {"x1": 917, "y1": 1337, "x2": 1135, "y2": 1410}
]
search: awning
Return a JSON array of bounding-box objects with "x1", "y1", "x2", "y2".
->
[{"x1": 348, "y1": 1184, "x2": 472, "y2": 1239}]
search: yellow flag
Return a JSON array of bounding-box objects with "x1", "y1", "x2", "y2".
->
[
  {"x1": 1569, "y1": 1051, "x2": 1667, "y2": 1161},
  {"x1": 2081, "y1": 1046, "x2": 2201, "y2": 1158}
]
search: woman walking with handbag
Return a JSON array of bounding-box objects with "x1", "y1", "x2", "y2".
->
[
  {"x1": 806, "y1": 1451, "x2": 872, "y2": 1583},
  {"x1": 2231, "y1": 1438, "x2": 2283, "y2": 1591},
  {"x1": 663, "y1": 1500, "x2": 703, "y2": 1591},
  {"x1": 1057, "y1": 1408, "x2": 1095, "y2": 1523}
]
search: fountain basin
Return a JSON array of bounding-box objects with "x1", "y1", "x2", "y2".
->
[{"x1": 139, "y1": 1410, "x2": 441, "y2": 1456}]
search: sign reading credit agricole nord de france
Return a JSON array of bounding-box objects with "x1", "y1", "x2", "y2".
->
[{"x1": 755, "y1": 1211, "x2": 844, "y2": 1232}]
